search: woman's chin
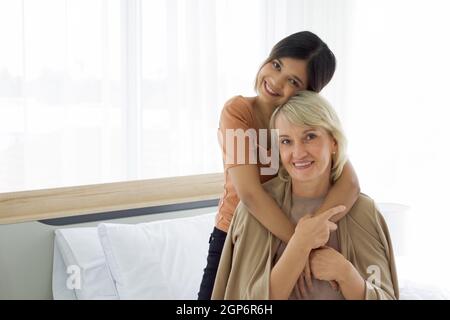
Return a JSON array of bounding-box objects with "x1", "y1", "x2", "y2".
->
[
  {"x1": 287, "y1": 166, "x2": 332, "y2": 190},
  {"x1": 288, "y1": 171, "x2": 315, "y2": 184}
]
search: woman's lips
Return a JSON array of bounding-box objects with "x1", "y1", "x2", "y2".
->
[
  {"x1": 263, "y1": 80, "x2": 280, "y2": 97},
  {"x1": 292, "y1": 161, "x2": 314, "y2": 170}
]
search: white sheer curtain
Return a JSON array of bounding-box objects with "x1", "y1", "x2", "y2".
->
[
  {"x1": 343, "y1": 0, "x2": 450, "y2": 288},
  {"x1": 0, "y1": 0, "x2": 346, "y2": 192},
  {"x1": 0, "y1": 0, "x2": 123, "y2": 192}
]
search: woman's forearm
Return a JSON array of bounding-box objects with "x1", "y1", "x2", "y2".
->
[
  {"x1": 270, "y1": 233, "x2": 311, "y2": 299},
  {"x1": 241, "y1": 188, "x2": 295, "y2": 244},
  {"x1": 315, "y1": 161, "x2": 360, "y2": 222},
  {"x1": 229, "y1": 165, "x2": 295, "y2": 244},
  {"x1": 337, "y1": 261, "x2": 366, "y2": 300}
]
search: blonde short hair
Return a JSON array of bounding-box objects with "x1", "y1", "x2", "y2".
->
[{"x1": 269, "y1": 91, "x2": 347, "y2": 183}]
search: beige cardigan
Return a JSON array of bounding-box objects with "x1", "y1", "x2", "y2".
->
[{"x1": 211, "y1": 176, "x2": 399, "y2": 300}]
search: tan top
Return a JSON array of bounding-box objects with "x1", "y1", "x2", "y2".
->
[
  {"x1": 216, "y1": 96, "x2": 276, "y2": 232},
  {"x1": 212, "y1": 176, "x2": 399, "y2": 300},
  {"x1": 274, "y1": 195, "x2": 344, "y2": 300}
]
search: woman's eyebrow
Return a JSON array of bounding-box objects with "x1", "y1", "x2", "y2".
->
[
  {"x1": 279, "y1": 129, "x2": 316, "y2": 137},
  {"x1": 292, "y1": 75, "x2": 305, "y2": 86},
  {"x1": 277, "y1": 59, "x2": 305, "y2": 86}
]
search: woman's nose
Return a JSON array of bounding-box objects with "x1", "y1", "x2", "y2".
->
[
  {"x1": 292, "y1": 143, "x2": 308, "y2": 158},
  {"x1": 272, "y1": 74, "x2": 284, "y2": 92}
]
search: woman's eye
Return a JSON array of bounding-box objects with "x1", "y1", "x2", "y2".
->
[
  {"x1": 272, "y1": 60, "x2": 281, "y2": 70},
  {"x1": 305, "y1": 133, "x2": 317, "y2": 141},
  {"x1": 289, "y1": 79, "x2": 299, "y2": 87},
  {"x1": 280, "y1": 139, "x2": 290, "y2": 145}
]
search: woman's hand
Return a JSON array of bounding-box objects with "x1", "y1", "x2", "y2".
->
[
  {"x1": 298, "y1": 254, "x2": 340, "y2": 298},
  {"x1": 295, "y1": 205, "x2": 345, "y2": 250},
  {"x1": 310, "y1": 246, "x2": 349, "y2": 282}
]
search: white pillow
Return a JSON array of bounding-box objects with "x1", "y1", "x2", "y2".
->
[
  {"x1": 98, "y1": 213, "x2": 215, "y2": 299},
  {"x1": 53, "y1": 228, "x2": 119, "y2": 300}
]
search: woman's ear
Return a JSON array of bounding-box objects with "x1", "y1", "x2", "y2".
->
[{"x1": 331, "y1": 138, "x2": 338, "y2": 155}]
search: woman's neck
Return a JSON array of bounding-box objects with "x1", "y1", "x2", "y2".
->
[
  {"x1": 253, "y1": 96, "x2": 277, "y2": 127},
  {"x1": 291, "y1": 175, "x2": 331, "y2": 199}
]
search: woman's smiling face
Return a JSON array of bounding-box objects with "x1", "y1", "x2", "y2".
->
[
  {"x1": 275, "y1": 113, "x2": 336, "y2": 185},
  {"x1": 256, "y1": 57, "x2": 308, "y2": 106}
]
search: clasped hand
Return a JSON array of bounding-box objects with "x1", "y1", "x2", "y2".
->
[{"x1": 295, "y1": 205, "x2": 348, "y2": 297}]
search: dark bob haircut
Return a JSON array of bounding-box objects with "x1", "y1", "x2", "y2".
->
[{"x1": 255, "y1": 31, "x2": 336, "y2": 93}]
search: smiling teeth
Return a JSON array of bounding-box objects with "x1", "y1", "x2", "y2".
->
[
  {"x1": 293, "y1": 162, "x2": 312, "y2": 167},
  {"x1": 265, "y1": 81, "x2": 278, "y2": 96}
]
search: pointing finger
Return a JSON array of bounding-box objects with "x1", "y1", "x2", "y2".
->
[
  {"x1": 321, "y1": 205, "x2": 346, "y2": 221},
  {"x1": 327, "y1": 221, "x2": 338, "y2": 231}
]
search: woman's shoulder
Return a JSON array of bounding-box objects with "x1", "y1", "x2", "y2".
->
[
  {"x1": 219, "y1": 95, "x2": 257, "y2": 130},
  {"x1": 261, "y1": 176, "x2": 285, "y2": 198},
  {"x1": 346, "y1": 193, "x2": 383, "y2": 238},
  {"x1": 221, "y1": 96, "x2": 255, "y2": 118},
  {"x1": 348, "y1": 193, "x2": 377, "y2": 220},
  {"x1": 353, "y1": 193, "x2": 376, "y2": 209},
  {"x1": 224, "y1": 95, "x2": 254, "y2": 107}
]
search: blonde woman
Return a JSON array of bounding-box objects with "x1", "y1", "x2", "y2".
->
[{"x1": 212, "y1": 91, "x2": 399, "y2": 300}]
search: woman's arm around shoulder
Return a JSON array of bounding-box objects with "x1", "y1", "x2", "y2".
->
[
  {"x1": 314, "y1": 160, "x2": 360, "y2": 222},
  {"x1": 229, "y1": 165, "x2": 294, "y2": 243}
]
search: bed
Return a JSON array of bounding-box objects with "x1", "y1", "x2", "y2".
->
[
  {"x1": 1, "y1": 197, "x2": 449, "y2": 300},
  {"x1": 51, "y1": 204, "x2": 449, "y2": 300}
]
